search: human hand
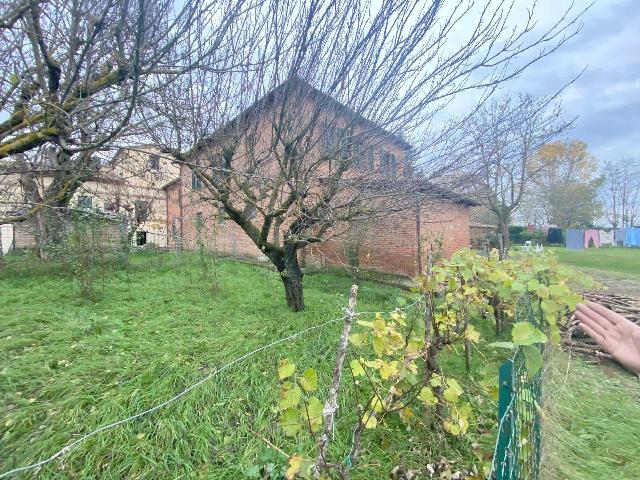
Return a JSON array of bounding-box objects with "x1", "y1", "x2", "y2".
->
[{"x1": 575, "y1": 302, "x2": 640, "y2": 374}]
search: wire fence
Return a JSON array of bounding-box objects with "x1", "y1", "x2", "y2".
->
[
  {"x1": 0, "y1": 296, "x2": 420, "y2": 479},
  {"x1": 491, "y1": 296, "x2": 545, "y2": 480}
]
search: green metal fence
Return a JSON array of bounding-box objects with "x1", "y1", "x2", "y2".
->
[{"x1": 491, "y1": 298, "x2": 544, "y2": 480}]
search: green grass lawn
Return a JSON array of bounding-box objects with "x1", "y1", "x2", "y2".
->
[
  {"x1": 540, "y1": 249, "x2": 640, "y2": 479},
  {"x1": 0, "y1": 253, "x2": 502, "y2": 479},
  {"x1": 542, "y1": 349, "x2": 640, "y2": 480},
  {"x1": 549, "y1": 247, "x2": 640, "y2": 278}
]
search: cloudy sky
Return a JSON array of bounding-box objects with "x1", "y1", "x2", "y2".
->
[{"x1": 474, "y1": 0, "x2": 640, "y2": 162}]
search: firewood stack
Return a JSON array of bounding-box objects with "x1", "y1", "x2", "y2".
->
[{"x1": 563, "y1": 292, "x2": 640, "y2": 362}]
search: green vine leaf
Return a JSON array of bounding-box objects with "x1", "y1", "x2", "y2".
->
[
  {"x1": 298, "y1": 368, "x2": 318, "y2": 392},
  {"x1": 511, "y1": 322, "x2": 548, "y2": 345},
  {"x1": 417, "y1": 387, "x2": 437, "y2": 406},
  {"x1": 443, "y1": 378, "x2": 463, "y2": 403},
  {"x1": 522, "y1": 345, "x2": 543, "y2": 375},
  {"x1": 279, "y1": 382, "x2": 301, "y2": 411},
  {"x1": 279, "y1": 408, "x2": 301, "y2": 437},
  {"x1": 304, "y1": 396, "x2": 323, "y2": 432}
]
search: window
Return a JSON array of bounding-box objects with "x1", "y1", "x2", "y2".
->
[
  {"x1": 134, "y1": 200, "x2": 150, "y2": 222},
  {"x1": 77, "y1": 195, "x2": 92, "y2": 209},
  {"x1": 352, "y1": 141, "x2": 375, "y2": 171},
  {"x1": 380, "y1": 152, "x2": 397, "y2": 179},
  {"x1": 148, "y1": 154, "x2": 160, "y2": 171},
  {"x1": 192, "y1": 172, "x2": 203, "y2": 190},
  {"x1": 136, "y1": 231, "x2": 147, "y2": 246},
  {"x1": 322, "y1": 123, "x2": 349, "y2": 156},
  {"x1": 103, "y1": 202, "x2": 116, "y2": 213}
]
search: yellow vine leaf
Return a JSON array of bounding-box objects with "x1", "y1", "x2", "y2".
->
[
  {"x1": 417, "y1": 387, "x2": 437, "y2": 406},
  {"x1": 350, "y1": 358, "x2": 365, "y2": 377},
  {"x1": 285, "y1": 454, "x2": 313, "y2": 479},
  {"x1": 278, "y1": 358, "x2": 296, "y2": 380},
  {"x1": 379, "y1": 360, "x2": 398, "y2": 380},
  {"x1": 364, "y1": 359, "x2": 384, "y2": 369},
  {"x1": 349, "y1": 333, "x2": 368, "y2": 347},
  {"x1": 362, "y1": 414, "x2": 378, "y2": 429},
  {"x1": 465, "y1": 324, "x2": 481, "y2": 342}
]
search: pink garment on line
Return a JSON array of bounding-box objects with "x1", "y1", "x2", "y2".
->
[{"x1": 584, "y1": 229, "x2": 600, "y2": 248}]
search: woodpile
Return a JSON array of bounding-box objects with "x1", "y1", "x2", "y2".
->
[{"x1": 563, "y1": 291, "x2": 640, "y2": 363}]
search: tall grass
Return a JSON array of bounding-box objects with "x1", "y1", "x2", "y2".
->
[
  {"x1": 542, "y1": 348, "x2": 640, "y2": 480},
  {"x1": 1, "y1": 253, "x2": 501, "y2": 479}
]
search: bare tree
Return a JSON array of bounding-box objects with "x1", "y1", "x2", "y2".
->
[
  {"x1": 144, "y1": 0, "x2": 586, "y2": 310},
  {"x1": 0, "y1": 0, "x2": 245, "y2": 241},
  {"x1": 602, "y1": 158, "x2": 640, "y2": 228},
  {"x1": 465, "y1": 94, "x2": 572, "y2": 251}
]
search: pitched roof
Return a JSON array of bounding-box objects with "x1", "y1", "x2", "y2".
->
[
  {"x1": 417, "y1": 181, "x2": 479, "y2": 207},
  {"x1": 196, "y1": 75, "x2": 412, "y2": 152}
]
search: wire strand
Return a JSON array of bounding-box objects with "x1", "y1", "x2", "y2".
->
[{"x1": 0, "y1": 301, "x2": 420, "y2": 479}]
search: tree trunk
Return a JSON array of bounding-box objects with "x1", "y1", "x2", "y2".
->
[
  {"x1": 280, "y1": 244, "x2": 305, "y2": 311},
  {"x1": 499, "y1": 219, "x2": 510, "y2": 259}
]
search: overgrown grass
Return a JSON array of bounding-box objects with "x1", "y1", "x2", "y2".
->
[
  {"x1": 542, "y1": 349, "x2": 640, "y2": 480},
  {"x1": 0, "y1": 252, "x2": 504, "y2": 479},
  {"x1": 549, "y1": 247, "x2": 640, "y2": 277}
]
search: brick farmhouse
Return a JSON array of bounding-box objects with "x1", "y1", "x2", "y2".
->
[{"x1": 163, "y1": 78, "x2": 476, "y2": 278}]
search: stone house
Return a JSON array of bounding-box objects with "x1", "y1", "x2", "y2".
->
[{"x1": 0, "y1": 146, "x2": 178, "y2": 252}]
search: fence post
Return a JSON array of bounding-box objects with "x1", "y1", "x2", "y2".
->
[
  {"x1": 496, "y1": 358, "x2": 514, "y2": 480},
  {"x1": 315, "y1": 284, "x2": 358, "y2": 477}
]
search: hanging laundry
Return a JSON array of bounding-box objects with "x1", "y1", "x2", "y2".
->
[
  {"x1": 542, "y1": 224, "x2": 556, "y2": 235},
  {"x1": 584, "y1": 229, "x2": 600, "y2": 248},
  {"x1": 565, "y1": 229, "x2": 584, "y2": 250},
  {"x1": 598, "y1": 230, "x2": 615, "y2": 246},
  {"x1": 546, "y1": 228, "x2": 564, "y2": 244},
  {"x1": 625, "y1": 228, "x2": 640, "y2": 247},
  {"x1": 614, "y1": 228, "x2": 626, "y2": 246}
]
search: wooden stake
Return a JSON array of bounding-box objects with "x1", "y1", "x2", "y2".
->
[{"x1": 315, "y1": 284, "x2": 358, "y2": 476}]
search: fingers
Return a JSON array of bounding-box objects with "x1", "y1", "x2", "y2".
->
[
  {"x1": 576, "y1": 303, "x2": 618, "y2": 330},
  {"x1": 585, "y1": 302, "x2": 624, "y2": 326},
  {"x1": 575, "y1": 309, "x2": 608, "y2": 340},
  {"x1": 577, "y1": 320, "x2": 606, "y2": 346},
  {"x1": 575, "y1": 304, "x2": 610, "y2": 331}
]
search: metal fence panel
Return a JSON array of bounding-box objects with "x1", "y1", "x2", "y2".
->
[{"x1": 492, "y1": 297, "x2": 544, "y2": 480}]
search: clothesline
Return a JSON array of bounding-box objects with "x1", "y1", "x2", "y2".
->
[{"x1": 565, "y1": 227, "x2": 640, "y2": 249}]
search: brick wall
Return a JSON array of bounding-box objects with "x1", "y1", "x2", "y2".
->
[
  {"x1": 166, "y1": 166, "x2": 268, "y2": 258},
  {"x1": 304, "y1": 201, "x2": 472, "y2": 277},
  {"x1": 166, "y1": 166, "x2": 473, "y2": 277},
  {"x1": 419, "y1": 201, "x2": 471, "y2": 266}
]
